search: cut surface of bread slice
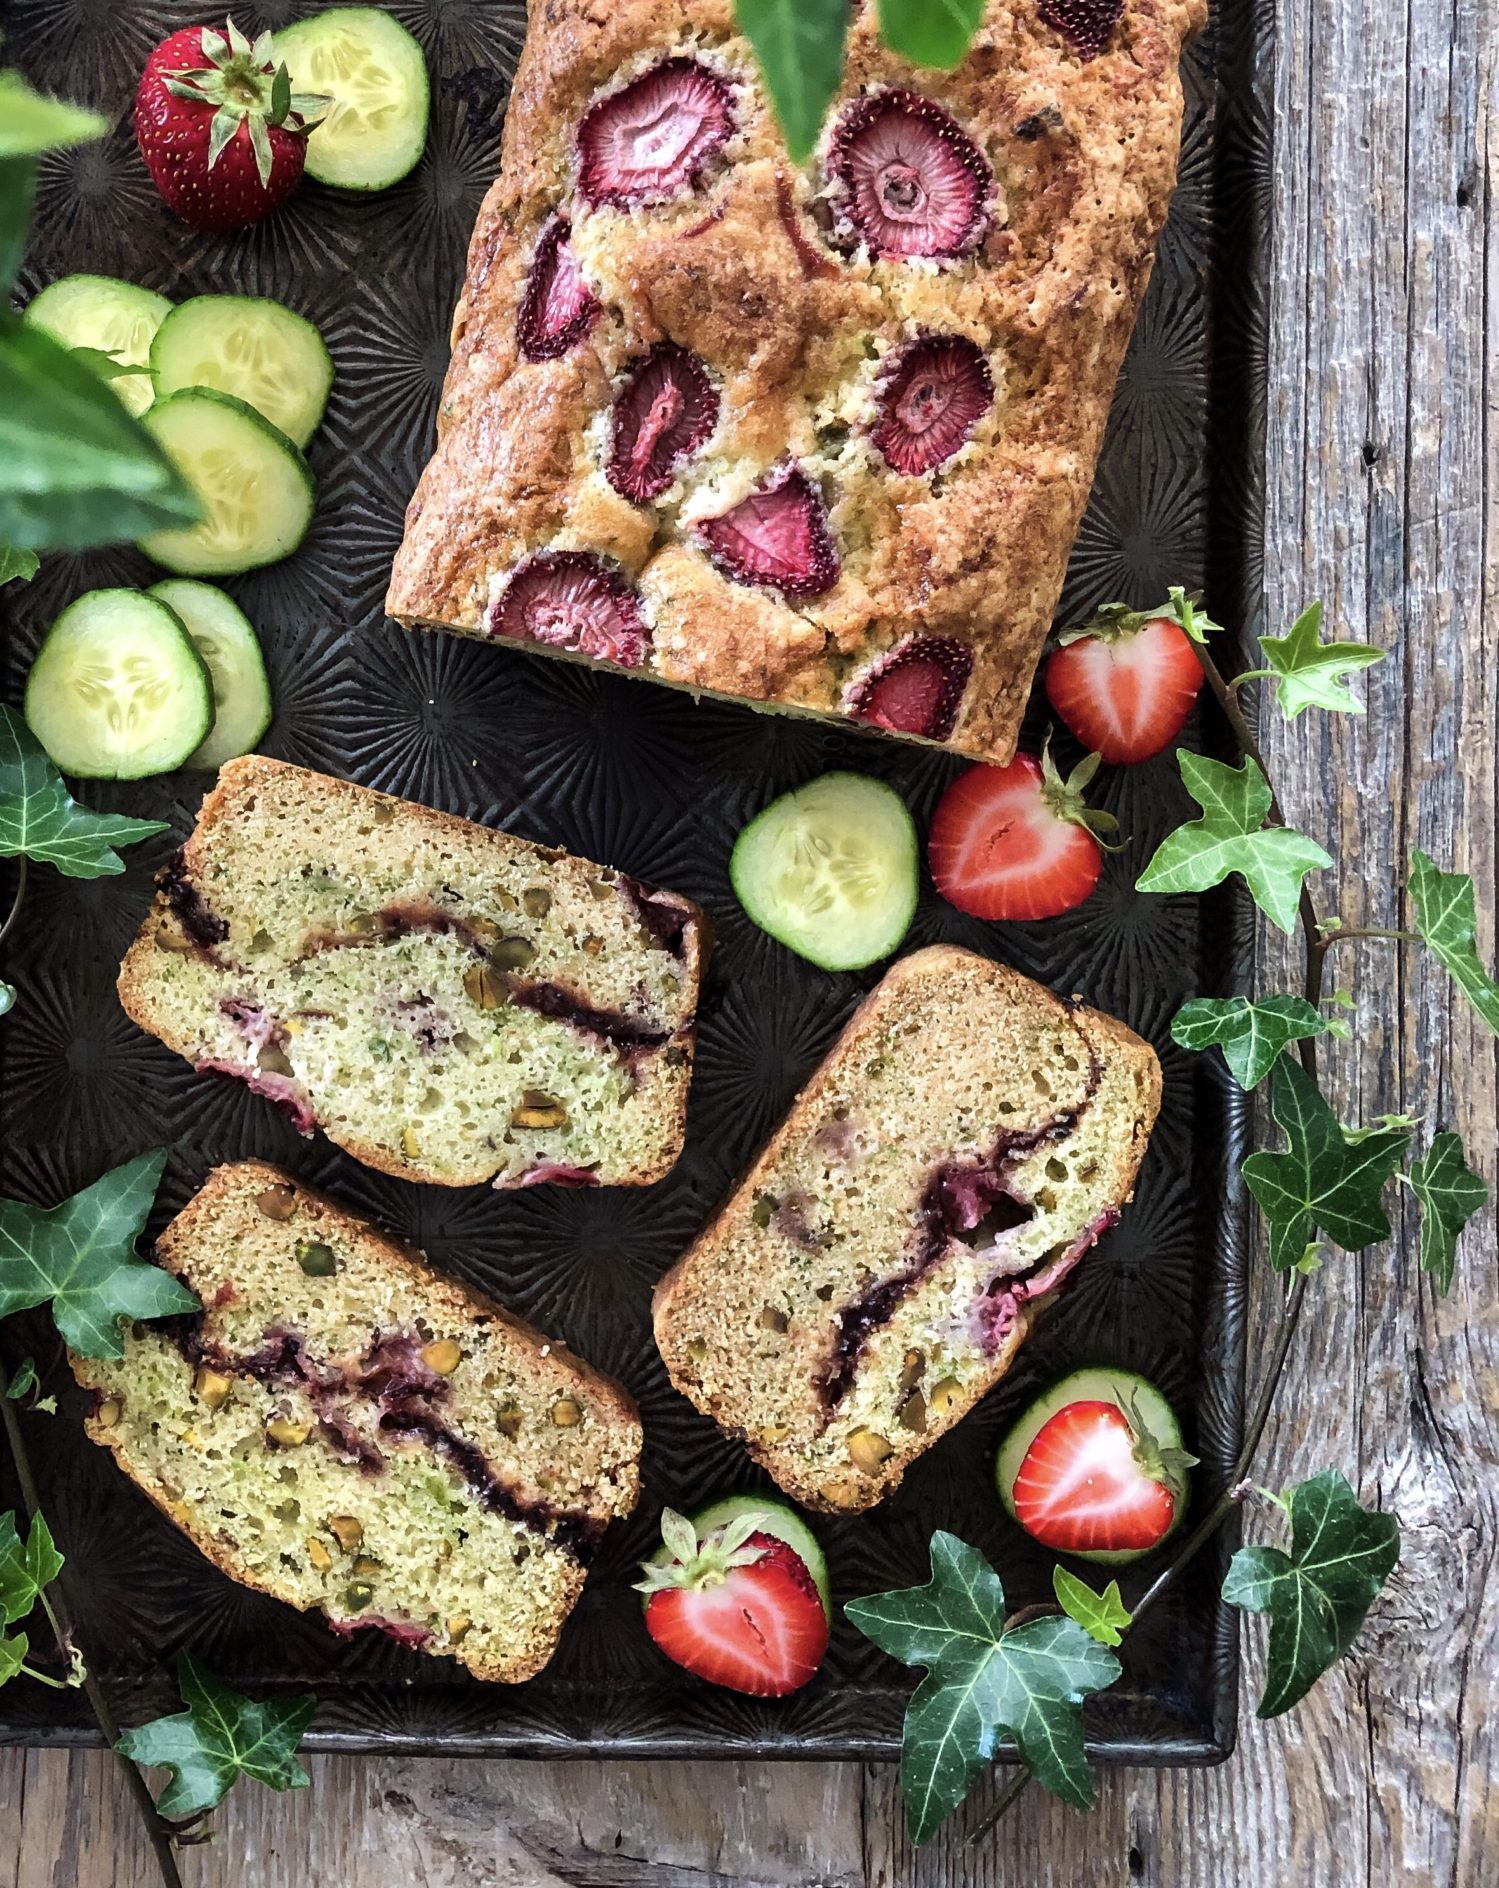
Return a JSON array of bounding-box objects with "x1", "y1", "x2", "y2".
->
[
  {"x1": 72, "y1": 1162, "x2": 643, "y2": 1683},
  {"x1": 653, "y1": 946, "x2": 1160, "y2": 1513},
  {"x1": 117, "y1": 757, "x2": 705, "y2": 1187}
]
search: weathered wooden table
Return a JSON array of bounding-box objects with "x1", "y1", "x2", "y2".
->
[{"x1": 3, "y1": 0, "x2": 1494, "y2": 1879}]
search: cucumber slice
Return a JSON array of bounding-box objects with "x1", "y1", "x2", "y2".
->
[
  {"x1": 24, "y1": 587, "x2": 212, "y2": 779},
  {"x1": 24, "y1": 274, "x2": 172, "y2": 417},
  {"x1": 147, "y1": 580, "x2": 273, "y2": 770},
  {"x1": 995, "y1": 1367, "x2": 1188, "y2": 1566},
  {"x1": 150, "y1": 296, "x2": 333, "y2": 448},
  {"x1": 275, "y1": 8, "x2": 430, "y2": 191},
  {"x1": 642, "y1": 1495, "x2": 831, "y2": 1623},
  {"x1": 730, "y1": 771, "x2": 918, "y2": 971},
  {"x1": 138, "y1": 389, "x2": 315, "y2": 577}
]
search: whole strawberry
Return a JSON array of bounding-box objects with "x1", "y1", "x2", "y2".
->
[{"x1": 135, "y1": 19, "x2": 325, "y2": 232}]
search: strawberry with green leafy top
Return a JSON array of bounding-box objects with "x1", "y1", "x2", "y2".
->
[
  {"x1": 134, "y1": 19, "x2": 327, "y2": 232},
  {"x1": 1045, "y1": 597, "x2": 1206, "y2": 765}
]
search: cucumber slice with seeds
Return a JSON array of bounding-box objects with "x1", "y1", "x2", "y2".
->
[
  {"x1": 150, "y1": 296, "x2": 333, "y2": 448},
  {"x1": 730, "y1": 771, "x2": 918, "y2": 971},
  {"x1": 24, "y1": 588, "x2": 212, "y2": 779},
  {"x1": 275, "y1": 8, "x2": 430, "y2": 191},
  {"x1": 147, "y1": 580, "x2": 273, "y2": 770},
  {"x1": 138, "y1": 389, "x2": 315, "y2": 577},
  {"x1": 24, "y1": 274, "x2": 172, "y2": 417}
]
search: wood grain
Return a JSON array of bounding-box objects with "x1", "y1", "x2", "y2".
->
[{"x1": 3, "y1": 0, "x2": 1495, "y2": 1881}]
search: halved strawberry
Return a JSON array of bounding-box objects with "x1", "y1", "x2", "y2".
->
[
  {"x1": 1045, "y1": 601, "x2": 1204, "y2": 763},
  {"x1": 488, "y1": 552, "x2": 648, "y2": 667},
  {"x1": 696, "y1": 466, "x2": 839, "y2": 598},
  {"x1": 636, "y1": 1505, "x2": 829, "y2": 1697},
  {"x1": 927, "y1": 744, "x2": 1118, "y2": 921},
  {"x1": 871, "y1": 335, "x2": 993, "y2": 475},
  {"x1": 846, "y1": 635, "x2": 973, "y2": 741},
  {"x1": 577, "y1": 58, "x2": 734, "y2": 208},
  {"x1": 517, "y1": 215, "x2": 600, "y2": 361},
  {"x1": 607, "y1": 342, "x2": 718, "y2": 501},
  {"x1": 827, "y1": 90, "x2": 991, "y2": 259},
  {"x1": 1010, "y1": 1399, "x2": 1193, "y2": 1556},
  {"x1": 1038, "y1": 0, "x2": 1125, "y2": 62}
]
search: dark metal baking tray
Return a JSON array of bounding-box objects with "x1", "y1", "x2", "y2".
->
[{"x1": 1, "y1": 0, "x2": 1265, "y2": 1764}]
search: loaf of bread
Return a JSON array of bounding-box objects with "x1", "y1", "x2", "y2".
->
[
  {"x1": 117, "y1": 756, "x2": 705, "y2": 1188},
  {"x1": 386, "y1": 0, "x2": 1204, "y2": 764},
  {"x1": 72, "y1": 1162, "x2": 642, "y2": 1682},
  {"x1": 653, "y1": 946, "x2": 1160, "y2": 1512}
]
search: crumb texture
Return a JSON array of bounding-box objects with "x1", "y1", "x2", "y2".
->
[
  {"x1": 117, "y1": 757, "x2": 704, "y2": 1188},
  {"x1": 652, "y1": 945, "x2": 1161, "y2": 1512},
  {"x1": 387, "y1": 0, "x2": 1205, "y2": 764},
  {"x1": 72, "y1": 1162, "x2": 643, "y2": 1684}
]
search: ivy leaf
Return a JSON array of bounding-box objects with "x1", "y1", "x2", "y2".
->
[
  {"x1": 117, "y1": 1653, "x2": 316, "y2": 1818},
  {"x1": 0, "y1": 1149, "x2": 198, "y2": 1357},
  {"x1": 1051, "y1": 1567, "x2": 1132, "y2": 1648},
  {"x1": 0, "y1": 547, "x2": 38, "y2": 585},
  {"x1": 0, "y1": 1510, "x2": 63, "y2": 1624},
  {"x1": 0, "y1": 73, "x2": 108, "y2": 159},
  {"x1": 846, "y1": 1532, "x2": 1120, "y2": 1841},
  {"x1": 877, "y1": 0, "x2": 985, "y2": 68},
  {"x1": 1409, "y1": 850, "x2": 1499, "y2": 1037},
  {"x1": 0, "y1": 1631, "x2": 28, "y2": 1686},
  {"x1": 1242, "y1": 1058, "x2": 1410, "y2": 1271},
  {"x1": 0, "y1": 706, "x2": 168, "y2": 877},
  {"x1": 1171, "y1": 994, "x2": 1333, "y2": 1090},
  {"x1": 1136, "y1": 752, "x2": 1333, "y2": 935},
  {"x1": 1405, "y1": 1132, "x2": 1487, "y2": 1294},
  {"x1": 1255, "y1": 601, "x2": 1385, "y2": 718},
  {"x1": 1223, "y1": 1471, "x2": 1399, "y2": 1717},
  {"x1": 735, "y1": 0, "x2": 849, "y2": 163}
]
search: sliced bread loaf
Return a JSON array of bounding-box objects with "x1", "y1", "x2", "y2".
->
[
  {"x1": 117, "y1": 757, "x2": 705, "y2": 1187},
  {"x1": 72, "y1": 1161, "x2": 642, "y2": 1683},
  {"x1": 653, "y1": 946, "x2": 1160, "y2": 1513}
]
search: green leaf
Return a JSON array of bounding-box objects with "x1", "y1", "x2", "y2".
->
[
  {"x1": 4, "y1": 1357, "x2": 38, "y2": 1401},
  {"x1": 0, "y1": 547, "x2": 39, "y2": 585},
  {"x1": 1051, "y1": 1567, "x2": 1132, "y2": 1648},
  {"x1": 0, "y1": 73, "x2": 108, "y2": 159},
  {"x1": 67, "y1": 347, "x2": 144, "y2": 383},
  {"x1": 735, "y1": 0, "x2": 849, "y2": 163},
  {"x1": 1409, "y1": 850, "x2": 1499, "y2": 1037},
  {"x1": 0, "y1": 313, "x2": 200, "y2": 551},
  {"x1": 0, "y1": 1149, "x2": 198, "y2": 1357},
  {"x1": 845, "y1": 1532, "x2": 1120, "y2": 1841},
  {"x1": 117, "y1": 1653, "x2": 316, "y2": 1818},
  {"x1": 1255, "y1": 601, "x2": 1385, "y2": 718},
  {"x1": 1405, "y1": 1132, "x2": 1486, "y2": 1294},
  {"x1": 1171, "y1": 994, "x2": 1333, "y2": 1090},
  {"x1": 1242, "y1": 1058, "x2": 1410, "y2": 1271},
  {"x1": 0, "y1": 1510, "x2": 63, "y2": 1624},
  {"x1": 0, "y1": 157, "x2": 38, "y2": 299},
  {"x1": 0, "y1": 1631, "x2": 28, "y2": 1686},
  {"x1": 1136, "y1": 752, "x2": 1333, "y2": 935},
  {"x1": 1223, "y1": 1470, "x2": 1399, "y2": 1717},
  {"x1": 876, "y1": 0, "x2": 985, "y2": 68},
  {"x1": 0, "y1": 707, "x2": 168, "y2": 878}
]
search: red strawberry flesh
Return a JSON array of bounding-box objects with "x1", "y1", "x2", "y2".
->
[
  {"x1": 1038, "y1": 0, "x2": 1125, "y2": 61},
  {"x1": 872, "y1": 336, "x2": 993, "y2": 475},
  {"x1": 927, "y1": 754, "x2": 1104, "y2": 921},
  {"x1": 697, "y1": 468, "x2": 839, "y2": 598},
  {"x1": 1044, "y1": 616, "x2": 1204, "y2": 764},
  {"x1": 489, "y1": 553, "x2": 649, "y2": 668},
  {"x1": 608, "y1": 343, "x2": 719, "y2": 501},
  {"x1": 828, "y1": 90, "x2": 991, "y2": 259},
  {"x1": 577, "y1": 58, "x2": 734, "y2": 207},
  {"x1": 644, "y1": 1532, "x2": 828, "y2": 1697},
  {"x1": 846, "y1": 635, "x2": 973, "y2": 741},
  {"x1": 517, "y1": 216, "x2": 600, "y2": 361},
  {"x1": 1012, "y1": 1400, "x2": 1176, "y2": 1553}
]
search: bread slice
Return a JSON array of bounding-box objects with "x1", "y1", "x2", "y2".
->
[
  {"x1": 653, "y1": 946, "x2": 1160, "y2": 1512},
  {"x1": 117, "y1": 757, "x2": 705, "y2": 1187},
  {"x1": 72, "y1": 1161, "x2": 642, "y2": 1683}
]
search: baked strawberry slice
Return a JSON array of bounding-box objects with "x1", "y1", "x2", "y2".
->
[
  {"x1": 636, "y1": 1502, "x2": 830, "y2": 1697},
  {"x1": 1010, "y1": 1398, "x2": 1192, "y2": 1556},
  {"x1": 928, "y1": 744, "x2": 1119, "y2": 921},
  {"x1": 577, "y1": 58, "x2": 735, "y2": 207},
  {"x1": 1045, "y1": 600, "x2": 1204, "y2": 763},
  {"x1": 608, "y1": 342, "x2": 718, "y2": 501},
  {"x1": 846, "y1": 635, "x2": 974, "y2": 741},
  {"x1": 517, "y1": 216, "x2": 600, "y2": 361},
  {"x1": 697, "y1": 467, "x2": 839, "y2": 598},
  {"x1": 872, "y1": 335, "x2": 993, "y2": 475},
  {"x1": 1038, "y1": 0, "x2": 1125, "y2": 61},
  {"x1": 827, "y1": 90, "x2": 991, "y2": 259},
  {"x1": 488, "y1": 552, "x2": 649, "y2": 668}
]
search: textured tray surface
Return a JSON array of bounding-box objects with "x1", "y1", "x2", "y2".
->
[{"x1": 0, "y1": 0, "x2": 1264, "y2": 1758}]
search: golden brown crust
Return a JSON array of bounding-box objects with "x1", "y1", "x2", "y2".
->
[{"x1": 387, "y1": 0, "x2": 1206, "y2": 763}]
